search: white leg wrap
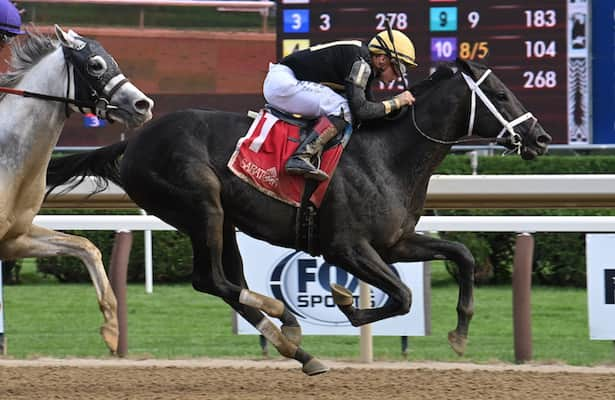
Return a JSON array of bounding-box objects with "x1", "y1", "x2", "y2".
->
[
  {"x1": 256, "y1": 318, "x2": 284, "y2": 348},
  {"x1": 239, "y1": 289, "x2": 263, "y2": 308}
]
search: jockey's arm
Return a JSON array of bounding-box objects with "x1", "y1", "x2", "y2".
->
[{"x1": 345, "y1": 59, "x2": 412, "y2": 121}]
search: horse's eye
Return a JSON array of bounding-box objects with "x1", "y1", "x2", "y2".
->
[
  {"x1": 496, "y1": 92, "x2": 508, "y2": 101},
  {"x1": 87, "y1": 56, "x2": 108, "y2": 77}
]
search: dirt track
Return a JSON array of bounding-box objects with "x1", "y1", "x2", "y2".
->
[{"x1": 1, "y1": 358, "x2": 614, "y2": 399}]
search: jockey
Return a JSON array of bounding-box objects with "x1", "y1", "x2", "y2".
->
[
  {"x1": 263, "y1": 30, "x2": 418, "y2": 181},
  {"x1": 0, "y1": 0, "x2": 24, "y2": 50}
]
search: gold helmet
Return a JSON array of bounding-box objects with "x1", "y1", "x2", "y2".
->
[{"x1": 368, "y1": 29, "x2": 417, "y2": 68}]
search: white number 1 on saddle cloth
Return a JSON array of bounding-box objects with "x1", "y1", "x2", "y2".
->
[{"x1": 248, "y1": 111, "x2": 280, "y2": 153}]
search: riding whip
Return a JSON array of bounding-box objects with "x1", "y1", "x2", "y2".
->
[{"x1": 384, "y1": 19, "x2": 408, "y2": 91}]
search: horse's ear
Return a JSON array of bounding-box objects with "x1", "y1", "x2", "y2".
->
[
  {"x1": 55, "y1": 24, "x2": 69, "y2": 46},
  {"x1": 430, "y1": 65, "x2": 455, "y2": 81},
  {"x1": 55, "y1": 24, "x2": 86, "y2": 50},
  {"x1": 455, "y1": 58, "x2": 476, "y2": 79}
]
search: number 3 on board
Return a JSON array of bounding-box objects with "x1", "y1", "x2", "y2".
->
[{"x1": 283, "y1": 9, "x2": 310, "y2": 33}]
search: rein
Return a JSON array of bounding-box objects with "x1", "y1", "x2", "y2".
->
[
  {"x1": 0, "y1": 85, "x2": 117, "y2": 112},
  {"x1": 411, "y1": 69, "x2": 537, "y2": 154}
]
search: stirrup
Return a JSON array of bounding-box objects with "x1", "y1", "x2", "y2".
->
[
  {"x1": 286, "y1": 157, "x2": 328, "y2": 181},
  {"x1": 302, "y1": 169, "x2": 329, "y2": 182}
]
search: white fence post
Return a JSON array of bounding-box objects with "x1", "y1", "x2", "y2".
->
[
  {"x1": 140, "y1": 209, "x2": 154, "y2": 294},
  {"x1": 359, "y1": 280, "x2": 373, "y2": 363}
]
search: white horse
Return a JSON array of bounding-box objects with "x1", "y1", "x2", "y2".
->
[{"x1": 0, "y1": 25, "x2": 153, "y2": 353}]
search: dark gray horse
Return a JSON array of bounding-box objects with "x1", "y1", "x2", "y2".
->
[{"x1": 46, "y1": 59, "x2": 550, "y2": 375}]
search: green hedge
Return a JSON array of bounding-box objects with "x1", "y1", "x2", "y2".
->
[
  {"x1": 37, "y1": 227, "x2": 193, "y2": 284},
  {"x1": 21, "y1": 3, "x2": 274, "y2": 31},
  {"x1": 436, "y1": 153, "x2": 615, "y2": 175},
  {"x1": 1, "y1": 260, "x2": 23, "y2": 284},
  {"x1": 438, "y1": 210, "x2": 604, "y2": 288},
  {"x1": 35, "y1": 209, "x2": 193, "y2": 284},
  {"x1": 436, "y1": 154, "x2": 615, "y2": 287}
]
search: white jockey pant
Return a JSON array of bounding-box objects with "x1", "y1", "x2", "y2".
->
[{"x1": 263, "y1": 63, "x2": 352, "y2": 123}]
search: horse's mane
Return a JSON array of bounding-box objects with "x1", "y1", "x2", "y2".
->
[
  {"x1": 0, "y1": 26, "x2": 58, "y2": 100},
  {"x1": 409, "y1": 65, "x2": 455, "y2": 98},
  {"x1": 359, "y1": 65, "x2": 456, "y2": 130}
]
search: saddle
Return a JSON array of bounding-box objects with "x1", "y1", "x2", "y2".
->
[
  {"x1": 228, "y1": 105, "x2": 351, "y2": 255},
  {"x1": 264, "y1": 105, "x2": 348, "y2": 150}
]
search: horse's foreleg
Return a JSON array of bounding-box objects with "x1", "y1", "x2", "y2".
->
[
  {"x1": 190, "y1": 206, "x2": 321, "y2": 374},
  {"x1": 0, "y1": 225, "x2": 118, "y2": 353},
  {"x1": 219, "y1": 220, "x2": 303, "y2": 346},
  {"x1": 385, "y1": 233, "x2": 475, "y2": 356}
]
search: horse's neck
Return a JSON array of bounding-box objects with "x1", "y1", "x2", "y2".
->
[
  {"x1": 418, "y1": 76, "x2": 469, "y2": 137},
  {"x1": 374, "y1": 78, "x2": 468, "y2": 209},
  {"x1": 395, "y1": 78, "x2": 468, "y2": 172},
  {"x1": 0, "y1": 47, "x2": 68, "y2": 170}
]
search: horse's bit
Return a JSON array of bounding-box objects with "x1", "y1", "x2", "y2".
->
[{"x1": 411, "y1": 69, "x2": 538, "y2": 154}]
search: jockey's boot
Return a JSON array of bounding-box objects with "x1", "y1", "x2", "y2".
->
[{"x1": 285, "y1": 115, "x2": 345, "y2": 181}]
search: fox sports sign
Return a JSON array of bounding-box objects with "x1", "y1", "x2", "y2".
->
[{"x1": 235, "y1": 233, "x2": 427, "y2": 336}]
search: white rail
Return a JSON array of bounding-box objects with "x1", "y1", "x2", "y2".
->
[
  {"x1": 31, "y1": 214, "x2": 615, "y2": 296},
  {"x1": 32, "y1": 215, "x2": 615, "y2": 233},
  {"x1": 426, "y1": 175, "x2": 615, "y2": 208},
  {"x1": 35, "y1": 215, "x2": 175, "y2": 231},
  {"x1": 37, "y1": 174, "x2": 615, "y2": 294},
  {"x1": 43, "y1": 175, "x2": 615, "y2": 209}
]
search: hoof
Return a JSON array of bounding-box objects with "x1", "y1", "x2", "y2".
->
[
  {"x1": 281, "y1": 325, "x2": 302, "y2": 346},
  {"x1": 302, "y1": 357, "x2": 329, "y2": 376},
  {"x1": 448, "y1": 330, "x2": 467, "y2": 356},
  {"x1": 100, "y1": 323, "x2": 119, "y2": 354},
  {"x1": 331, "y1": 283, "x2": 353, "y2": 306}
]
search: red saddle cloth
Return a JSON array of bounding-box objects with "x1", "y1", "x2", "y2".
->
[{"x1": 228, "y1": 110, "x2": 344, "y2": 207}]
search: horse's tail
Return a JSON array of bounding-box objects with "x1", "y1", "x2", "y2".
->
[{"x1": 45, "y1": 140, "x2": 128, "y2": 198}]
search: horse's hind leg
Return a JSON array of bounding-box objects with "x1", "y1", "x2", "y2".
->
[
  {"x1": 0, "y1": 225, "x2": 118, "y2": 353},
  {"x1": 220, "y1": 222, "x2": 302, "y2": 347},
  {"x1": 191, "y1": 230, "x2": 327, "y2": 375},
  {"x1": 385, "y1": 232, "x2": 475, "y2": 356},
  {"x1": 186, "y1": 173, "x2": 325, "y2": 375}
]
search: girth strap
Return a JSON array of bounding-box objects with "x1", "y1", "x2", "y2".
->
[{"x1": 295, "y1": 179, "x2": 320, "y2": 256}]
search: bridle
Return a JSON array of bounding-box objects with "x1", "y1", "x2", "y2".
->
[
  {"x1": 63, "y1": 59, "x2": 129, "y2": 120},
  {"x1": 412, "y1": 69, "x2": 538, "y2": 154},
  {"x1": 0, "y1": 44, "x2": 129, "y2": 121}
]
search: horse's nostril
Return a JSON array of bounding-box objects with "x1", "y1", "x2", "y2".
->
[{"x1": 134, "y1": 99, "x2": 152, "y2": 113}]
